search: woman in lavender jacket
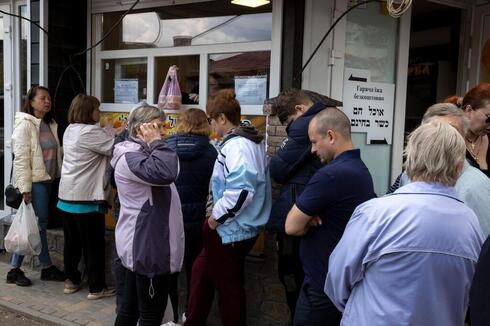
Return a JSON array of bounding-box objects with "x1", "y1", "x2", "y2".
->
[{"x1": 111, "y1": 105, "x2": 184, "y2": 326}]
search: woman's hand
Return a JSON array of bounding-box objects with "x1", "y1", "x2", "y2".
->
[
  {"x1": 137, "y1": 122, "x2": 162, "y2": 144},
  {"x1": 207, "y1": 216, "x2": 219, "y2": 230},
  {"x1": 23, "y1": 192, "x2": 32, "y2": 204}
]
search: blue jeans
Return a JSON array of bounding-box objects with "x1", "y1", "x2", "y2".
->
[
  {"x1": 11, "y1": 182, "x2": 53, "y2": 268},
  {"x1": 293, "y1": 282, "x2": 342, "y2": 326}
]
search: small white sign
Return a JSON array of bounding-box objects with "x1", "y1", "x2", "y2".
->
[
  {"x1": 235, "y1": 75, "x2": 267, "y2": 105},
  {"x1": 343, "y1": 68, "x2": 395, "y2": 144},
  {"x1": 115, "y1": 79, "x2": 139, "y2": 104}
]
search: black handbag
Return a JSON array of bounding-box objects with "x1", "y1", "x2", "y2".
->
[{"x1": 5, "y1": 161, "x2": 22, "y2": 209}]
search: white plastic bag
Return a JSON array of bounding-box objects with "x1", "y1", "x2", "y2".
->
[{"x1": 4, "y1": 202, "x2": 42, "y2": 256}]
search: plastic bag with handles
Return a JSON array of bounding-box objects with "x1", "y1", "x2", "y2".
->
[
  {"x1": 158, "y1": 65, "x2": 182, "y2": 110},
  {"x1": 4, "y1": 201, "x2": 42, "y2": 256}
]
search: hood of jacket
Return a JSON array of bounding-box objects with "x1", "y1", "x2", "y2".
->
[
  {"x1": 14, "y1": 112, "x2": 42, "y2": 129},
  {"x1": 286, "y1": 102, "x2": 327, "y2": 143},
  {"x1": 232, "y1": 125, "x2": 264, "y2": 143},
  {"x1": 111, "y1": 137, "x2": 146, "y2": 169},
  {"x1": 166, "y1": 133, "x2": 213, "y2": 161}
]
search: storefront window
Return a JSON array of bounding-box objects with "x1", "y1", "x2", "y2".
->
[
  {"x1": 209, "y1": 51, "x2": 270, "y2": 104},
  {"x1": 155, "y1": 55, "x2": 200, "y2": 105},
  {"x1": 102, "y1": 58, "x2": 147, "y2": 104},
  {"x1": 101, "y1": 2, "x2": 272, "y2": 50}
]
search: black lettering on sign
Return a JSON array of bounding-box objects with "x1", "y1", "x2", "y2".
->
[
  {"x1": 375, "y1": 120, "x2": 389, "y2": 128},
  {"x1": 351, "y1": 119, "x2": 371, "y2": 127}
]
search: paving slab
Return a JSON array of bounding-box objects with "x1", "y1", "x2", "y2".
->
[{"x1": 0, "y1": 257, "x2": 116, "y2": 325}]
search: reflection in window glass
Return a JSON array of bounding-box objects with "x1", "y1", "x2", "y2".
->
[
  {"x1": 209, "y1": 51, "x2": 270, "y2": 105},
  {"x1": 345, "y1": 4, "x2": 397, "y2": 83},
  {"x1": 102, "y1": 6, "x2": 271, "y2": 50},
  {"x1": 122, "y1": 12, "x2": 161, "y2": 45},
  {"x1": 154, "y1": 56, "x2": 200, "y2": 105},
  {"x1": 102, "y1": 58, "x2": 147, "y2": 103}
]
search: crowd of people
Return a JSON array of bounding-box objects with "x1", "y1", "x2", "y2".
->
[{"x1": 5, "y1": 82, "x2": 490, "y2": 326}]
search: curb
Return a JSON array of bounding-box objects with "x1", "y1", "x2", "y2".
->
[{"x1": 0, "y1": 299, "x2": 79, "y2": 326}]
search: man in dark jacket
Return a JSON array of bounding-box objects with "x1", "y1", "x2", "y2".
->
[{"x1": 266, "y1": 88, "x2": 342, "y2": 320}]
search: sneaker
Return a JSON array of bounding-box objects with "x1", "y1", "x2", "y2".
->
[
  {"x1": 87, "y1": 287, "x2": 116, "y2": 300},
  {"x1": 64, "y1": 279, "x2": 80, "y2": 294},
  {"x1": 6, "y1": 268, "x2": 32, "y2": 287},
  {"x1": 41, "y1": 265, "x2": 66, "y2": 282}
]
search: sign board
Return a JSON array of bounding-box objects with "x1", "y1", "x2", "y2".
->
[
  {"x1": 343, "y1": 68, "x2": 395, "y2": 144},
  {"x1": 234, "y1": 75, "x2": 267, "y2": 105},
  {"x1": 115, "y1": 79, "x2": 138, "y2": 104}
]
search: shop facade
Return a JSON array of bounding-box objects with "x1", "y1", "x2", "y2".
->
[{"x1": 2, "y1": 0, "x2": 488, "y2": 215}]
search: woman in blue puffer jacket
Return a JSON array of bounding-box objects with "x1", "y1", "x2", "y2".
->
[{"x1": 166, "y1": 108, "x2": 217, "y2": 317}]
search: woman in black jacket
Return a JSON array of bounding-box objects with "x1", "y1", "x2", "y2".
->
[{"x1": 166, "y1": 108, "x2": 217, "y2": 320}]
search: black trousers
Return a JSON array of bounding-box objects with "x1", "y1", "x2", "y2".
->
[
  {"x1": 294, "y1": 282, "x2": 342, "y2": 326},
  {"x1": 115, "y1": 267, "x2": 170, "y2": 326},
  {"x1": 63, "y1": 212, "x2": 107, "y2": 293},
  {"x1": 277, "y1": 233, "x2": 304, "y2": 321}
]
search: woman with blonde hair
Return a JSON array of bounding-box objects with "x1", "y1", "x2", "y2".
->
[
  {"x1": 58, "y1": 94, "x2": 115, "y2": 299},
  {"x1": 165, "y1": 108, "x2": 217, "y2": 320}
]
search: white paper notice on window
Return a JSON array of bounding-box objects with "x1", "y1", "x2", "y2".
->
[
  {"x1": 234, "y1": 75, "x2": 267, "y2": 105},
  {"x1": 343, "y1": 68, "x2": 395, "y2": 145},
  {"x1": 115, "y1": 79, "x2": 138, "y2": 104}
]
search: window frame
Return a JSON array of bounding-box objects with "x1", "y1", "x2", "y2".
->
[{"x1": 90, "y1": 0, "x2": 282, "y2": 115}]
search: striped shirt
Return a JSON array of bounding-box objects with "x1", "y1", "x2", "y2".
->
[{"x1": 39, "y1": 121, "x2": 58, "y2": 180}]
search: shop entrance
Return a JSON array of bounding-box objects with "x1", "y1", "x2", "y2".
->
[{"x1": 404, "y1": 1, "x2": 464, "y2": 135}]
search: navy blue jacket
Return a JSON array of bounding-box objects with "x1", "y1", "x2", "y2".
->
[
  {"x1": 166, "y1": 133, "x2": 217, "y2": 233},
  {"x1": 267, "y1": 102, "x2": 326, "y2": 233}
]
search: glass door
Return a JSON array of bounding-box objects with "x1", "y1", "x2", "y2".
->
[{"x1": 1, "y1": 5, "x2": 13, "y2": 213}]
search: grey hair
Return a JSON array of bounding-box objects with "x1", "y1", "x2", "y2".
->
[
  {"x1": 404, "y1": 122, "x2": 465, "y2": 186},
  {"x1": 127, "y1": 105, "x2": 165, "y2": 138},
  {"x1": 422, "y1": 103, "x2": 470, "y2": 135},
  {"x1": 313, "y1": 108, "x2": 351, "y2": 139}
]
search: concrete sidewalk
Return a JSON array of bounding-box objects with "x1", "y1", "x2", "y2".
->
[{"x1": 0, "y1": 258, "x2": 116, "y2": 326}]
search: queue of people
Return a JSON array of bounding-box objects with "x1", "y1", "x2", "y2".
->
[{"x1": 5, "y1": 82, "x2": 490, "y2": 326}]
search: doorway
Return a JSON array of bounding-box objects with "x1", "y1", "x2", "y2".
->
[
  {"x1": 0, "y1": 4, "x2": 14, "y2": 215},
  {"x1": 404, "y1": 1, "x2": 464, "y2": 136}
]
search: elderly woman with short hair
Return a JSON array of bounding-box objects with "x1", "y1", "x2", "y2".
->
[
  {"x1": 112, "y1": 105, "x2": 184, "y2": 326},
  {"x1": 326, "y1": 122, "x2": 485, "y2": 326}
]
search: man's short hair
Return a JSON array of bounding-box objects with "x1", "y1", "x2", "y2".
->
[
  {"x1": 313, "y1": 108, "x2": 351, "y2": 140},
  {"x1": 268, "y1": 89, "x2": 343, "y2": 124},
  {"x1": 422, "y1": 103, "x2": 469, "y2": 135},
  {"x1": 272, "y1": 89, "x2": 312, "y2": 124},
  {"x1": 405, "y1": 122, "x2": 465, "y2": 186}
]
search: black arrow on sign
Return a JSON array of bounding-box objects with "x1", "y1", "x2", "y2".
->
[
  {"x1": 348, "y1": 74, "x2": 367, "y2": 82},
  {"x1": 370, "y1": 138, "x2": 388, "y2": 145}
]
